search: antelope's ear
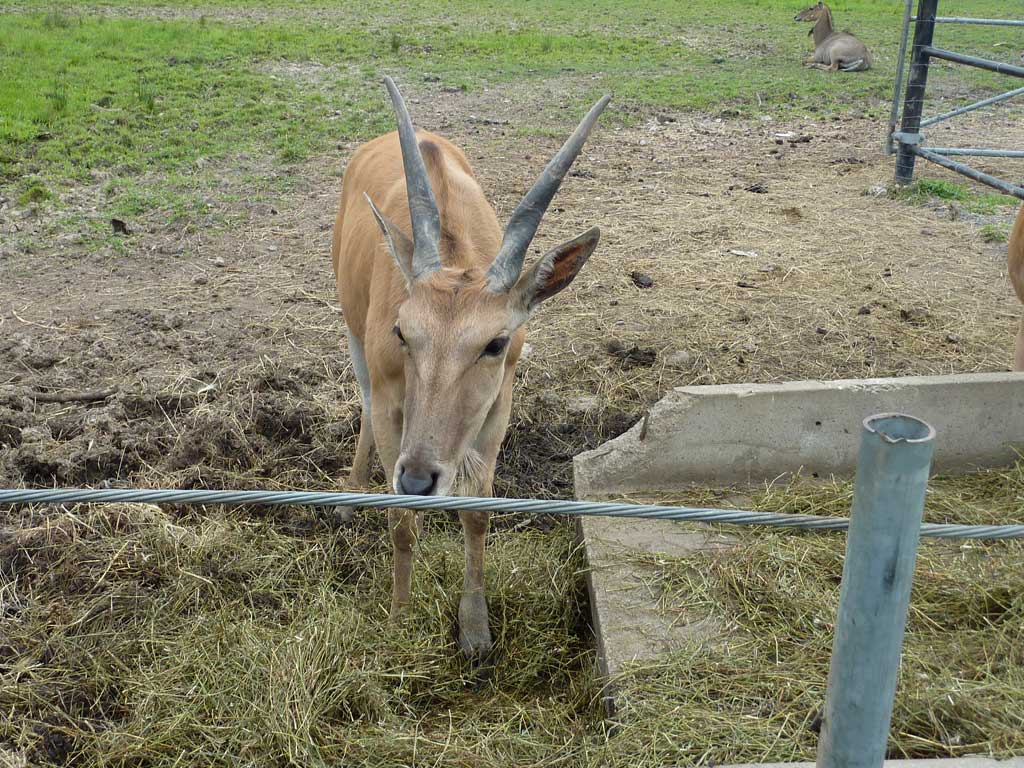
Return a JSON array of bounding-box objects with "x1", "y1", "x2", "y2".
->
[
  {"x1": 365, "y1": 193, "x2": 415, "y2": 289},
  {"x1": 509, "y1": 227, "x2": 600, "y2": 320}
]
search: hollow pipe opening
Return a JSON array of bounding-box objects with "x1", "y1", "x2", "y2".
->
[{"x1": 864, "y1": 412, "x2": 936, "y2": 444}]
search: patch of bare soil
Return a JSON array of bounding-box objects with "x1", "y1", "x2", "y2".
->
[{"x1": 2, "y1": 82, "x2": 1021, "y2": 513}]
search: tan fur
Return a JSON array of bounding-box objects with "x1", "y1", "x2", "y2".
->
[
  {"x1": 1009, "y1": 204, "x2": 1024, "y2": 371},
  {"x1": 795, "y1": 3, "x2": 872, "y2": 72},
  {"x1": 330, "y1": 126, "x2": 599, "y2": 659}
]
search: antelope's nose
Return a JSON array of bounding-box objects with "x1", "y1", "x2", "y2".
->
[{"x1": 397, "y1": 465, "x2": 439, "y2": 496}]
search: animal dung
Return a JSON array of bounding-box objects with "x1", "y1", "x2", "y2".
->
[
  {"x1": 630, "y1": 271, "x2": 655, "y2": 289},
  {"x1": 606, "y1": 340, "x2": 657, "y2": 368}
]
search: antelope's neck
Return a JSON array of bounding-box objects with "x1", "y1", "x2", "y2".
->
[{"x1": 813, "y1": 10, "x2": 834, "y2": 46}]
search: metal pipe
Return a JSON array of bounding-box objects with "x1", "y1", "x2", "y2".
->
[
  {"x1": 926, "y1": 147, "x2": 1024, "y2": 158},
  {"x1": 895, "y1": 0, "x2": 939, "y2": 185},
  {"x1": 886, "y1": 0, "x2": 917, "y2": 155},
  {"x1": 816, "y1": 413, "x2": 936, "y2": 768},
  {"x1": 912, "y1": 146, "x2": 1024, "y2": 200},
  {"x1": 920, "y1": 85, "x2": 1024, "y2": 127},
  {"x1": 923, "y1": 46, "x2": 1024, "y2": 78},
  {"x1": 913, "y1": 16, "x2": 1024, "y2": 26}
]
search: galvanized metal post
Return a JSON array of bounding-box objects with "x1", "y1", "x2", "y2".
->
[
  {"x1": 816, "y1": 413, "x2": 936, "y2": 768},
  {"x1": 885, "y1": 0, "x2": 915, "y2": 156},
  {"x1": 894, "y1": 0, "x2": 939, "y2": 185}
]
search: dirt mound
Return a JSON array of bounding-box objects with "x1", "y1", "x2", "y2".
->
[{"x1": 0, "y1": 355, "x2": 627, "y2": 520}]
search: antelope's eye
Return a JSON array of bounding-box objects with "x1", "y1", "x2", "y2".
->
[
  {"x1": 393, "y1": 325, "x2": 406, "y2": 346},
  {"x1": 482, "y1": 336, "x2": 509, "y2": 358}
]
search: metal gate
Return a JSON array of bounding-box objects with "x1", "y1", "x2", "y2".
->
[{"x1": 887, "y1": 0, "x2": 1024, "y2": 200}]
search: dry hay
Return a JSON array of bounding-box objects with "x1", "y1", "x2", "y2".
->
[
  {"x1": 603, "y1": 466, "x2": 1024, "y2": 765},
  {"x1": 3, "y1": 463, "x2": 1023, "y2": 765},
  {"x1": 0, "y1": 500, "x2": 596, "y2": 766}
]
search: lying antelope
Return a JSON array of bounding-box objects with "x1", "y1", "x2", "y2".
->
[
  {"x1": 330, "y1": 77, "x2": 609, "y2": 658},
  {"x1": 794, "y1": 2, "x2": 872, "y2": 72},
  {"x1": 1010, "y1": 204, "x2": 1024, "y2": 371}
]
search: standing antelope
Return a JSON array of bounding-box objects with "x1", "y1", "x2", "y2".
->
[
  {"x1": 794, "y1": 2, "x2": 873, "y2": 72},
  {"x1": 330, "y1": 77, "x2": 609, "y2": 659},
  {"x1": 1010, "y1": 204, "x2": 1024, "y2": 371}
]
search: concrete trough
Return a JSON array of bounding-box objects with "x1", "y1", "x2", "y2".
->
[
  {"x1": 573, "y1": 371, "x2": 1024, "y2": 753},
  {"x1": 575, "y1": 372, "x2": 1024, "y2": 497}
]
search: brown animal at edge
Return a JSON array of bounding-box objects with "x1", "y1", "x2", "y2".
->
[
  {"x1": 1010, "y1": 204, "x2": 1024, "y2": 371},
  {"x1": 794, "y1": 1, "x2": 873, "y2": 72},
  {"x1": 331, "y1": 77, "x2": 609, "y2": 659}
]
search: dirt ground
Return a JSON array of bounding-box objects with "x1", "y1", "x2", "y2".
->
[{"x1": 2, "y1": 80, "x2": 1021, "y2": 502}]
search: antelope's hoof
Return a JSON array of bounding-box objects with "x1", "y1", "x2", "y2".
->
[
  {"x1": 459, "y1": 623, "x2": 493, "y2": 662},
  {"x1": 458, "y1": 594, "x2": 492, "y2": 662},
  {"x1": 389, "y1": 599, "x2": 412, "y2": 622}
]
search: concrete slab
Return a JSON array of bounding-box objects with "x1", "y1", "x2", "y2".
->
[
  {"x1": 576, "y1": 515, "x2": 736, "y2": 687},
  {"x1": 575, "y1": 372, "x2": 1024, "y2": 496}
]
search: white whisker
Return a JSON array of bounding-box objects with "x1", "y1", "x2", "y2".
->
[{"x1": 454, "y1": 449, "x2": 488, "y2": 496}]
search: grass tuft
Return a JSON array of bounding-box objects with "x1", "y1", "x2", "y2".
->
[
  {"x1": 897, "y1": 179, "x2": 1019, "y2": 215},
  {"x1": 135, "y1": 74, "x2": 157, "y2": 113},
  {"x1": 17, "y1": 176, "x2": 51, "y2": 205},
  {"x1": 41, "y1": 10, "x2": 74, "y2": 29},
  {"x1": 44, "y1": 74, "x2": 68, "y2": 118},
  {"x1": 980, "y1": 223, "x2": 1010, "y2": 244}
]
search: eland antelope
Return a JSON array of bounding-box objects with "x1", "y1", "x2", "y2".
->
[
  {"x1": 794, "y1": 2, "x2": 873, "y2": 72},
  {"x1": 330, "y1": 77, "x2": 609, "y2": 658}
]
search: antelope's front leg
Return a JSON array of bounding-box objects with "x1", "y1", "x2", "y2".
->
[
  {"x1": 459, "y1": 508, "x2": 491, "y2": 659},
  {"x1": 372, "y1": 395, "x2": 418, "y2": 619},
  {"x1": 389, "y1": 508, "x2": 420, "y2": 617},
  {"x1": 336, "y1": 330, "x2": 375, "y2": 522},
  {"x1": 457, "y1": 374, "x2": 514, "y2": 660}
]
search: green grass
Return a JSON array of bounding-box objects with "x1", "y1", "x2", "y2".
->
[
  {"x1": 0, "y1": 0, "x2": 1018, "y2": 229},
  {"x1": 897, "y1": 178, "x2": 1020, "y2": 215},
  {"x1": 0, "y1": 12, "x2": 388, "y2": 237},
  {"x1": 17, "y1": 175, "x2": 52, "y2": 205},
  {"x1": 981, "y1": 222, "x2": 1010, "y2": 243},
  {"x1": 0, "y1": 13, "x2": 389, "y2": 166}
]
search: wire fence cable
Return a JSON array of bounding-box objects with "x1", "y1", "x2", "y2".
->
[{"x1": 2, "y1": 487, "x2": 1023, "y2": 540}]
